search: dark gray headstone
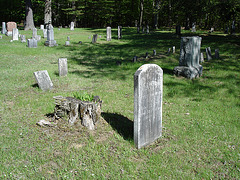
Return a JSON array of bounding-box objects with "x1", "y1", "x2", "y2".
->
[
  {"x1": 28, "y1": 39, "x2": 38, "y2": 48},
  {"x1": 134, "y1": 64, "x2": 163, "y2": 149},
  {"x1": 153, "y1": 50, "x2": 156, "y2": 56},
  {"x1": 118, "y1": 26, "x2": 122, "y2": 39},
  {"x1": 21, "y1": 35, "x2": 26, "y2": 43},
  {"x1": 58, "y1": 58, "x2": 68, "y2": 76},
  {"x1": 106, "y1": 27, "x2": 111, "y2": 41},
  {"x1": 1, "y1": 22, "x2": 7, "y2": 34},
  {"x1": 206, "y1": 47, "x2": 212, "y2": 60},
  {"x1": 92, "y1": 34, "x2": 98, "y2": 43},
  {"x1": 215, "y1": 49, "x2": 219, "y2": 59},
  {"x1": 12, "y1": 28, "x2": 19, "y2": 41},
  {"x1": 34, "y1": 70, "x2": 53, "y2": 91},
  {"x1": 173, "y1": 36, "x2": 203, "y2": 79}
]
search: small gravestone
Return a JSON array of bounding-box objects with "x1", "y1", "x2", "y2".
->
[
  {"x1": 200, "y1": 52, "x2": 204, "y2": 63},
  {"x1": 135, "y1": 20, "x2": 138, "y2": 27},
  {"x1": 1, "y1": 22, "x2": 7, "y2": 34},
  {"x1": 134, "y1": 64, "x2": 163, "y2": 149},
  {"x1": 176, "y1": 25, "x2": 181, "y2": 35},
  {"x1": 0, "y1": 35, "x2": 2, "y2": 39},
  {"x1": 28, "y1": 39, "x2": 37, "y2": 48},
  {"x1": 44, "y1": 24, "x2": 57, "y2": 47},
  {"x1": 79, "y1": 41, "x2": 82, "y2": 44},
  {"x1": 146, "y1": 25, "x2": 149, "y2": 34},
  {"x1": 65, "y1": 41, "x2": 70, "y2": 46},
  {"x1": 206, "y1": 47, "x2": 212, "y2": 60},
  {"x1": 43, "y1": 29, "x2": 47, "y2": 38},
  {"x1": 191, "y1": 23, "x2": 196, "y2": 32},
  {"x1": 32, "y1": 28, "x2": 37, "y2": 39},
  {"x1": 12, "y1": 28, "x2": 19, "y2": 41},
  {"x1": 70, "y1": 22, "x2": 74, "y2": 31},
  {"x1": 231, "y1": 20, "x2": 235, "y2": 34},
  {"x1": 137, "y1": 26, "x2": 140, "y2": 33},
  {"x1": 167, "y1": 48, "x2": 171, "y2": 54},
  {"x1": 92, "y1": 34, "x2": 98, "y2": 43},
  {"x1": 215, "y1": 49, "x2": 219, "y2": 59},
  {"x1": 40, "y1": 25, "x2": 44, "y2": 30},
  {"x1": 145, "y1": 52, "x2": 149, "y2": 59},
  {"x1": 36, "y1": 35, "x2": 41, "y2": 41},
  {"x1": 67, "y1": 36, "x2": 70, "y2": 41},
  {"x1": 172, "y1": 46, "x2": 175, "y2": 54},
  {"x1": 153, "y1": 50, "x2": 156, "y2": 56},
  {"x1": 118, "y1": 26, "x2": 122, "y2": 39},
  {"x1": 106, "y1": 27, "x2": 111, "y2": 41},
  {"x1": 34, "y1": 70, "x2": 53, "y2": 91},
  {"x1": 142, "y1": 26, "x2": 145, "y2": 33},
  {"x1": 173, "y1": 36, "x2": 203, "y2": 79},
  {"x1": 133, "y1": 56, "x2": 138, "y2": 62},
  {"x1": 6, "y1": 22, "x2": 17, "y2": 36},
  {"x1": 21, "y1": 35, "x2": 26, "y2": 43},
  {"x1": 58, "y1": 58, "x2": 68, "y2": 76},
  {"x1": 209, "y1": 27, "x2": 214, "y2": 33}
]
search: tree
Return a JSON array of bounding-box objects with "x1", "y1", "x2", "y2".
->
[
  {"x1": 44, "y1": 0, "x2": 52, "y2": 26},
  {"x1": 24, "y1": 0, "x2": 35, "y2": 30},
  {"x1": 139, "y1": 0, "x2": 144, "y2": 27}
]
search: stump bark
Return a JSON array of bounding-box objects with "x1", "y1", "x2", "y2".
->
[{"x1": 53, "y1": 96, "x2": 102, "y2": 130}]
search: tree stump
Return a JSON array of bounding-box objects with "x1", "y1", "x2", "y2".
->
[{"x1": 53, "y1": 96, "x2": 102, "y2": 130}]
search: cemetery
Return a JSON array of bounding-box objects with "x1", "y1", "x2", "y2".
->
[{"x1": 0, "y1": 1, "x2": 239, "y2": 179}]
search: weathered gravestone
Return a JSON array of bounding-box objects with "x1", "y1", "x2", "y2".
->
[
  {"x1": 134, "y1": 64, "x2": 163, "y2": 149},
  {"x1": 191, "y1": 23, "x2": 196, "y2": 32},
  {"x1": 153, "y1": 50, "x2": 156, "y2": 56},
  {"x1": 32, "y1": 28, "x2": 37, "y2": 39},
  {"x1": 6, "y1": 22, "x2": 17, "y2": 36},
  {"x1": 43, "y1": 29, "x2": 47, "y2": 38},
  {"x1": 231, "y1": 20, "x2": 235, "y2": 34},
  {"x1": 172, "y1": 46, "x2": 176, "y2": 54},
  {"x1": 106, "y1": 27, "x2": 111, "y2": 41},
  {"x1": 215, "y1": 49, "x2": 219, "y2": 59},
  {"x1": 1, "y1": 22, "x2": 7, "y2": 34},
  {"x1": 34, "y1": 70, "x2": 53, "y2": 91},
  {"x1": 21, "y1": 35, "x2": 26, "y2": 43},
  {"x1": 176, "y1": 25, "x2": 181, "y2": 35},
  {"x1": 44, "y1": 24, "x2": 57, "y2": 47},
  {"x1": 92, "y1": 34, "x2": 98, "y2": 43},
  {"x1": 40, "y1": 25, "x2": 44, "y2": 30},
  {"x1": 200, "y1": 52, "x2": 204, "y2": 63},
  {"x1": 12, "y1": 28, "x2": 19, "y2": 41},
  {"x1": 28, "y1": 39, "x2": 37, "y2": 48},
  {"x1": 206, "y1": 47, "x2": 212, "y2": 60},
  {"x1": 65, "y1": 41, "x2": 70, "y2": 46},
  {"x1": 36, "y1": 35, "x2": 41, "y2": 41},
  {"x1": 146, "y1": 25, "x2": 149, "y2": 34},
  {"x1": 58, "y1": 58, "x2": 68, "y2": 76},
  {"x1": 173, "y1": 36, "x2": 203, "y2": 79},
  {"x1": 118, "y1": 26, "x2": 122, "y2": 39},
  {"x1": 67, "y1": 36, "x2": 70, "y2": 41},
  {"x1": 133, "y1": 56, "x2": 138, "y2": 63},
  {"x1": 70, "y1": 22, "x2": 74, "y2": 31}
]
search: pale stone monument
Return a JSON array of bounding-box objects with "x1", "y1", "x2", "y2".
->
[
  {"x1": 32, "y1": 28, "x2": 37, "y2": 39},
  {"x1": 200, "y1": 52, "x2": 204, "y2": 63},
  {"x1": 21, "y1": 35, "x2": 26, "y2": 43},
  {"x1": 106, "y1": 27, "x2": 111, "y2": 41},
  {"x1": 6, "y1": 22, "x2": 17, "y2": 36},
  {"x1": 118, "y1": 26, "x2": 122, "y2": 39},
  {"x1": 172, "y1": 46, "x2": 175, "y2": 54},
  {"x1": 44, "y1": 24, "x2": 57, "y2": 47},
  {"x1": 12, "y1": 28, "x2": 19, "y2": 41},
  {"x1": 1, "y1": 22, "x2": 7, "y2": 34},
  {"x1": 34, "y1": 70, "x2": 53, "y2": 91},
  {"x1": 70, "y1": 22, "x2": 74, "y2": 31},
  {"x1": 28, "y1": 39, "x2": 37, "y2": 48},
  {"x1": 43, "y1": 29, "x2": 47, "y2": 38},
  {"x1": 173, "y1": 36, "x2": 203, "y2": 79},
  {"x1": 58, "y1": 58, "x2": 68, "y2": 76},
  {"x1": 92, "y1": 34, "x2": 98, "y2": 43},
  {"x1": 40, "y1": 25, "x2": 44, "y2": 30},
  {"x1": 206, "y1": 47, "x2": 212, "y2": 60},
  {"x1": 134, "y1": 64, "x2": 163, "y2": 149},
  {"x1": 191, "y1": 23, "x2": 196, "y2": 32}
]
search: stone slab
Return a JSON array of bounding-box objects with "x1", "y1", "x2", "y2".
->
[
  {"x1": 58, "y1": 58, "x2": 68, "y2": 76},
  {"x1": 34, "y1": 70, "x2": 53, "y2": 91}
]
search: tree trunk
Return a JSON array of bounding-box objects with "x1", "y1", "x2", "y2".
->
[
  {"x1": 139, "y1": 0, "x2": 144, "y2": 27},
  {"x1": 153, "y1": 0, "x2": 160, "y2": 29},
  {"x1": 24, "y1": 0, "x2": 35, "y2": 30},
  {"x1": 44, "y1": 0, "x2": 52, "y2": 26}
]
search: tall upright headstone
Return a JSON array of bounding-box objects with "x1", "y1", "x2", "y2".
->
[
  {"x1": 58, "y1": 58, "x2": 68, "y2": 76},
  {"x1": 34, "y1": 70, "x2": 53, "y2": 91},
  {"x1": 1, "y1": 22, "x2": 7, "y2": 34},
  {"x1": 6, "y1": 22, "x2": 17, "y2": 36},
  {"x1": 134, "y1": 64, "x2": 163, "y2": 149},
  {"x1": 106, "y1": 27, "x2": 111, "y2": 41},
  {"x1": 43, "y1": 29, "x2": 47, "y2": 38},
  {"x1": 32, "y1": 28, "x2": 37, "y2": 39},
  {"x1": 70, "y1": 22, "x2": 74, "y2": 31},
  {"x1": 12, "y1": 28, "x2": 19, "y2": 41},
  {"x1": 118, "y1": 26, "x2": 122, "y2": 39},
  {"x1": 173, "y1": 36, "x2": 203, "y2": 79},
  {"x1": 92, "y1": 34, "x2": 98, "y2": 43},
  {"x1": 44, "y1": 24, "x2": 57, "y2": 47}
]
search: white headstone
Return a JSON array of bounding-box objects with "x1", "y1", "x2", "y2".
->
[
  {"x1": 32, "y1": 28, "x2": 37, "y2": 39},
  {"x1": 70, "y1": 22, "x2": 74, "y2": 31},
  {"x1": 34, "y1": 70, "x2": 53, "y2": 91},
  {"x1": 43, "y1": 29, "x2": 47, "y2": 38},
  {"x1": 2, "y1": 22, "x2": 7, "y2": 34},
  {"x1": 21, "y1": 35, "x2": 26, "y2": 43},
  {"x1": 58, "y1": 58, "x2": 68, "y2": 76},
  {"x1": 206, "y1": 47, "x2": 212, "y2": 60},
  {"x1": 134, "y1": 64, "x2": 163, "y2": 149},
  {"x1": 40, "y1": 25, "x2": 44, "y2": 30},
  {"x1": 106, "y1": 27, "x2": 111, "y2": 41},
  {"x1": 12, "y1": 28, "x2": 19, "y2": 41},
  {"x1": 118, "y1": 26, "x2": 122, "y2": 39}
]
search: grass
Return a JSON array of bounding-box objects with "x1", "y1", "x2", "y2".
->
[{"x1": 0, "y1": 27, "x2": 239, "y2": 179}]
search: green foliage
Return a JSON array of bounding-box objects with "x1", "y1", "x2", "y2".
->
[{"x1": 73, "y1": 91, "x2": 94, "y2": 101}]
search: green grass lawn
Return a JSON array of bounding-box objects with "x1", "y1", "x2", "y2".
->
[{"x1": 0, "y1": 27, "x2": 239, "y2": 179}]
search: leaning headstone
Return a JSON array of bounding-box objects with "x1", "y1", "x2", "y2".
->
[
  {"x1": 70, "y1": 22, "x2": 74, "y2": 31},
  {"x1": 153, "y1": 50, "x2": 156, "y2": 56},
  {"x1": 92, "y1": 34, "x2": 98, "y2": 43},
  {"x1": 118, "y1": 26, "x2": 122, "y2": 39},
  {"x1": 40, "y1": 25, "x2": 44, "y2": 30},
  {"x1": 34, "y1": 70, "x2": 53, "y2": 91},
  {"x1": 176, "y1": 25, "x2": 181, "y2": 35},
  {"x1": 6, "y1": 22, "x2": 17, "y2": 36},
  {"x1": 28, "y1": 39, "x2": 38, "y2": 48},
  {"x1": 32, "y1": 28, "x2": 37, "y2": 39},
  {"x1": 206, "y1": 47, "x2": 212, "y2": 60},
  {"x1": 44, "y1": 24, "x2": 57, "y2": 47},
  {"x1": 12, "y1": 28, "x2": 19, "y2": 41},
  {"x1": 1, "y1": 22, "x2": 7, "y2": 34},
  {"x1": 20, "y1": 35, "x2": 26, "y2": 43},
  {"x1": 200, "y1": 52, "x2": 204, "y2": 63},
  {"x1": 43, "y1": 29, "x2": 47, "y2": 38},
  {"x1": 215, "y1": 49, "x2": 219, "y2": 59},
  {"x1": 58, "y1": 58, "x2": 68, "y2": 76},
  {"x1": 134, "y1": 64, "x2": 163, "y2": 149},
  {"x1": 106, "y1": 27, "x2": 111, "y2": 41},
  {"x1": 173, "y1": 36, "x2": 203, "y2": 79},
  {"x1": 191, "y1": 23, "x2": 196, "y2": 32}
]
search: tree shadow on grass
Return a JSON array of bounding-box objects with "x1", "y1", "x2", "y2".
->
[{"x1": 101, "y1": 112, "x2": 133, "y2": 140}]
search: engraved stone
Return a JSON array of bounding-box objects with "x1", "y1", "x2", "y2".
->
[
  {"x1": 21, "y1": 35, "x2": 26, "y2": 43},
  {"x1": 1, "y1": 22, "x2": 7, "y2": 34},
  {"x1": 44, "y1": 25, "x2": 57, "y2": 47},
  {"x1": 32, "y1": 28, "x2": 37, "y2": 39},
  {"x1": 106, "y1": 27, "x2": 111, "y2": 41},
  {"x1": 58, "y1": 58, "x2": 68, "y2": 76},
  {"x1": 27, "y1": 39, "x2": 37, "y2": 48},
  {"x1": 134, "y1": 64, "x2": 163, "y2": 149},
  {"x1": 118, "y1": 26, "x2": 122, "y2": 39},
  {"x1": 206, "y1": 47, "x2": 212, "y2": 60},
  {"x1": 92, "y1": 34, "x2": 98, "y2": 43},
  {"x1": 12, "y1": 28, "x2": 19, "y2": 41},
  {"x1": 70, "y1": 22, "x2": 74, "y2": 30},
  {"x1": 34, "y1": 70, "x2": 53, "y2": 91}
]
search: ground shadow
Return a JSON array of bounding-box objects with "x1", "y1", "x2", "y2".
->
[{"x1": 101, "y1": 112, "x2": 133, "y2": 140}]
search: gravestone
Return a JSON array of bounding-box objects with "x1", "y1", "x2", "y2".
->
[
  {"x1": 191, "y1": 23, "x2": 196, "y2": 32},
  {"x1": 40, "y1": 25, "x2": 44, "y2": 30},
  {"x1": 36, "y1": 35, "x2": 41, "y2": 41},
  {"x1": 137, "y1": 26, "x2": 140, "y2": 33},
  {"x1": 43, "y1": 29, "x2": 47, "y2": 38},
  {"x1": 6, "y1": 22, "x2": 17, "y2": 36},
  {"x1": 34, "y1": 70, "x2": 53, "y2": 91},
  {"x1": 118, "y1": 26, "x2": 122, "y2": 39},
  {"x1": 153, "y1": 50, "x2": 156, "y2": 56},
  {"x1": 200, "y1": 52, "x2": 204, "y2": 63},
  {"x1": 21, "y1": 35, "x2": 26, "y2": 43},
  {"x1": 28, "y1": 39, "x2": 37, "y2": 48},
  {"x1": 106, "y1": 27, "x2": 111, "y2": 41},
  {"x1": 32, "y1": 28, "x2": 37, "y2": 39},
  {"x1": 44, "y1": 24, "x2": 57, "y2": 47},
  {"x1": 167, "y1": 48, "x2": 171, "y2": 54},
  {"x1": 231, "y1": 20, "x2": 235, "y2": 34},
  {"x1": 215, "y1": 49, "x2": 219, "y2": 59},
  {"x1": 172, "y1": 46, "x2": 175, "y2": 54},
  {"x1": 65, "y1": 41, "x2": 70, "y2": 46},
  {"x1": 135, "y1": 20, "x2": 138, "y2": 27},
  {"x1": 142, "y1": 26, "x2": 145, "y2": 33},
  {"x1": 70, "y1": 22, "x2": 74, "y2": 31},
  {"x1": 67, "y1": 36, "x2": 70, "y2": 41},
  {"x1": 206, "y1": 47, "x2": 212, "y2": 60},
  {"x1": 1, "y1": 22, "x2": 7, "y2": 34},
  {"x1": 133, "y1": 56, "x2": 138, "y2": 63},
  {"x1": 209, "y1": 28, "x2": 214, "y2": 33},
  {"x1": 173, "y1": 36, "x2": 203, "y2": 79},
  {"x1": 145, "y1": 52, "x2": 149, "y2": 59},
  {"x1": 134, "y1": 64, "x2": 163, "y2": 149},
  {"x1": 0, "y1": 35, "x2": 2, "y2": 39},
  {"x1": 92, "y1": 34, "x2": 98, "y2": 43},
  {"x1": 176, "y1": 25, "x2": 181, "y2": 35},
  {"x1": 58, "y1": 58, "x2": 68, "y2": 76},
  {"x1": 146, "y1": 25, "x2": 149, "y2": 34},
  {"x1": 12, "y1": 28, "x2": 19, "y2": 41}
]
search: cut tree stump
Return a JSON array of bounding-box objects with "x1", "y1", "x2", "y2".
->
[{"x1": 53, "y1": 96, "x2": 102, "y2": 130}]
